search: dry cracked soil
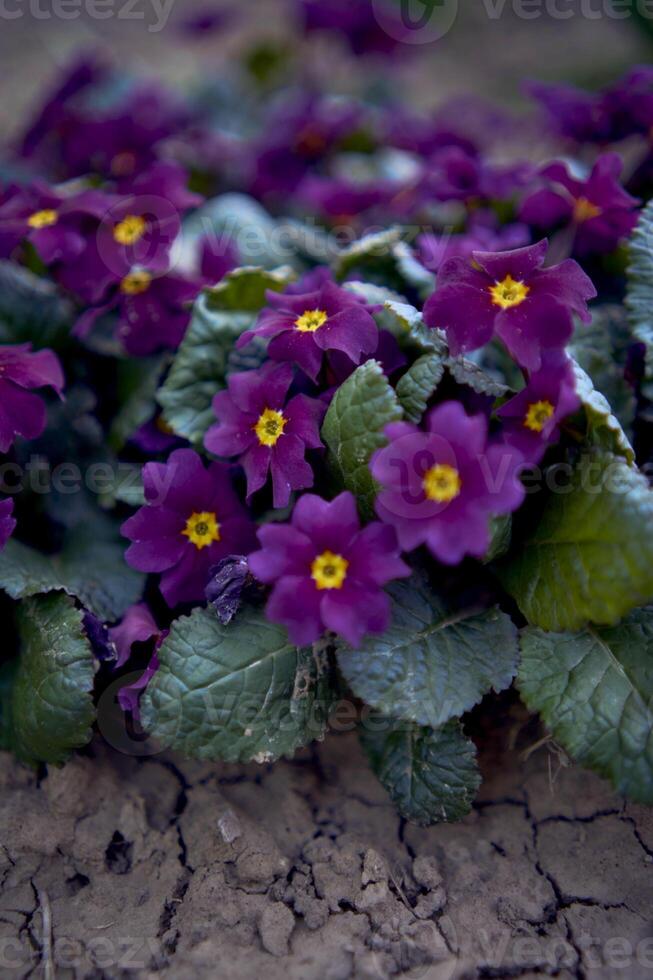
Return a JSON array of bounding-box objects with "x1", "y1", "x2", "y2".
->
[{"x1": 1, "y1": 697, "x2": 652, "y2": 980}]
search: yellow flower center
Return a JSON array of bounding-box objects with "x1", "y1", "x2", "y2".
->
[
  {"x1": 573, "y1": 197, "x2": 602, "y2": 223},
  {"x1": 27, "y1": 209, "x2": 58, "y2": 229},
  {"x1": 295, "y1": 309, "x2": 328, "y2": 333},
  {"x1": 489, "y1": 274, "x2": 530, "y2": 310},
  {"x1": 311, "y1": 551, "x2": 349, "y2": 591},
  {"x1": 113, "y1": 214, "x2": 147, "y2": 245},
  {"x1": 524, "y1": 399, "x2": 555, "y2": 433},
  {"x1": 182, "y1": 511, "x2": 221, "y2": 550},
  {"x1": 254, "y1": 408, "x2": 287, "y2": 447},
  {"x1": 120, "y1": 270, "x2": 152, "y2": 295},
  {"x1": 423, "y1": 464, "x2": 462, "y2": 503}
]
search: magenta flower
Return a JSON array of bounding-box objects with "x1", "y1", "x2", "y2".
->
[
  {"x1": 236, "y1": 278, "x2": 378, "y2": 381},
  {"x1": 205, "y1": 362, "x2": 325, "y2": 508},
  {"x1": 423, "y1": 240, "x2": 596, "y2": 372},
  {"x1": 0, "y1": 344, "x2": 64, "y2": 452},
  {"x1": 417, "y1": 213, "x2": 529, "y2": 273},
  {"x1": 57, "y1": 163, "x2": 201, "y2": 304},
  {"x1": 122, "y1": 449, "x2": 257, "y2": 607},
  {"x1": 109, "y1": 603, "x2": 166, "y2": 718},
  {"x1": 0, "y1": 182, "x2": 111, "y2": 264},
  {"x1": 249, "y1": 491, "x2": 410, "y2": 646},
  {"x1": 109, "y1": 602, "x2": 164, "y2": 668},
  {"x1": 73, "y1": 268, "x2": 200, "y2": 356},
  {"x1": 497, "y1": 353, "x2": 579, "y2": 464},
  {"x1": 130, "y1": 414, "x2": 183, "y2": 454},
  {"x1": 519, "y1": 154, "x2": 639, "y2": 256},
  {"x1": 0, "y1": 499, "x2": 16, "y2": 553},
  {"x1": 370, "y1": 402, "x2": 525, "y2": 565}
]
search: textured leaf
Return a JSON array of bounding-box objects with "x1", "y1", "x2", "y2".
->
[
  {"x1": 336, "y1": 576, "x2": 519, "y2": 727},
  {"x1": 10, "y1": 594, "x2": 96, "y2": 765},
  {"x1": 204, "y1": 264, "x2": 296, "y2": 312},
  {"x1": 446, "y1": 355, "x2": 509, "y2": 397},
  {"x1": 519, "y1": 611, "x2": 653, "y2": 803},
  {"x1": 158, "y1": 268, "x2": 294, "y2": 444},
  {"x1": 572, "y1": 360, "x2": 634, "y2": 465},
  {"x1": 569, "y1": 305, "x2": 637, "y2": 434},
  {"x1": 626, "y1": 198, "x2": 653, "y2": 398},
  {"x1": 499, "y1": 452, "x2": 653, "y2": 630},
  {"x1": 321, "y1": 359, "x2": 403, "y2": 519},
  {"x1": 396, "y1": 353, "x2": 446, "y2": 423},
  {"x1": 0, "y1": 520, "x2": 144, "y2": 621},
  {"x1": 360, "y1": 715, "x2": 481, "y2": 825},
  {"x1": 335, "y1": 227, "x2": 404, "y2": 281},
  {"x1": 485, "y1": 514, "x2": 513, "y2": 564},
  {"x1": 141, "y1": 606, "x2": 337, "y2": 762},
  {"x1": 0, "y1": 261, "x2": 73, "y2": 348},
  {"x1": 157, "y1": 293, "x2": 252, "y2": 444}
]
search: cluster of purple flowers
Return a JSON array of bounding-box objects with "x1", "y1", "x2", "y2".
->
[{"x1": 5, "y1": 49, "x2": 652, "y2": 710}]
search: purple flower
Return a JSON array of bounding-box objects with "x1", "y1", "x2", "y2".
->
[
  {"x1": 249, "y1": 491, "x2": 410, "y2": 646},
  {"x1": 73, "y1": 268, "x2": 200, "y2": 355},
  {"x1": 519, "y1": 154, "x2": 639, "y2": 256},
  {"x1": 108, "y1": 602, "x2": 165, "y2": 718},
  {"x1": 237, "y1": 278, "x2": 378, "y2": 381},
  {"x1": 199, "y1": 233, "x2": 240, "y2": 284},
  {"x1": 0, "y1": 344, "x2": 64, "y2": 452},
  {"x1": 423, "y1": 240, "x2": 596, "y2": 372},
  {"x1": 417, "y1": 213, "x2": 530, "y2": 274},
  {"x1": 326, "y1": 329, "x2": 406, "y2": 389},
  {"x1": 497, "y1": 353, "x2": 579, "y2": 464},
  {"x1": 0, "y1": 183, "x2": 112, "y2": 265},
  {"x1": 17, "y1": 53, "x2": 108, "y2": 173},
  {"x1": 370, "y1": 402, "x2": 525, "y2": 565},
  {"x1": 526, "y1": 79, "x2": 613, "y2": 144},
  {"x1": 109, "y1": 602, "x2": 164, "y2": 668},
  {"x1": 60, "y1": 87, "x2": 189, "y2": 181},
  {"x1": 57, "y1": 164, "x2": 201, "y2": 304},
  {"x1": 297, "y1": 0, "x2": 407, "y2": 56},
  {"x1": 416, "y1": 146, "x2": 533, "y2": 207},
  {"x1": 0, "y1": 498, "x2": 16, "y2": 553},
  {"x1": 130, "y1": 414, "x2": 183, "y2": 454},
  {"x1": 122, "y1": 449, "x2": 256, "y2": 607},
  {"x1": 205, "y1": 362, "x2": 325, "y2": 508},
  {"x1": 297, "y1": 175, "x2": 392, "y2": 222}
]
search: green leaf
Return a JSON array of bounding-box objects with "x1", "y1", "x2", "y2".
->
[
  {"x1": 321, "y1": 359, "x2": 403, "y2": 519},
  {"x1": 499, "y1": 452, "x2": 653, "y2": 631},
  {"x1": 626, "y1": 198, "x2": 653, "y2": 399},
  {"x1": 518, "y1": 611, "x2": 653, "y2": 803},
  {"x1": 484, "y1": 514, "x2": 513, "y2": 564},
  {"x1": 0, "y1": 519, "x2": 143, "y2": 621},
  {"x1": 10, "y1": 594, "x2": 96, "y2": 765},
  {"x1": 158, "y1": 268, "x2": 294, "y2": 445},
  {"x1": 0, "y1": 261, "x2": 73, "y2": 348},
  {"x1": 359, "y1": 716, "x2": 481, "y2": 825},
  {"x1": 109, "y1": 354, "x2": 170, "y2": 451},
  {"x1": 141, "y1": 606, "x2": 337, "y2": 762},
  {"x1": 396, "y1": 353, "x2": 446, "y2": 423},
  {"x1": 336, "y1": 576, "x2": 519, "y2": 727},
  {"x1": 569, "y1": 305, "x2": 637, "y2": 434},
  {"x1": 572, "y1": 360, "x2": 635, "y2": 465},
  {"x1": 335, "y1": 227, "x2": 404, "y2": 281},
  {"x1": 446, "y1": 355, "x2": 509, "y2": 397},
  {"x1": 157, "y1": 293, "x2": 252, "y2": 444},
  {"x1": 204, "y1": 264, "x2": 296, "y2": 312}
]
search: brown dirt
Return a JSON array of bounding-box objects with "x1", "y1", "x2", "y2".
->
[{"x1": 1, "y1": 712, "x2": 652, "y2": 980}]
